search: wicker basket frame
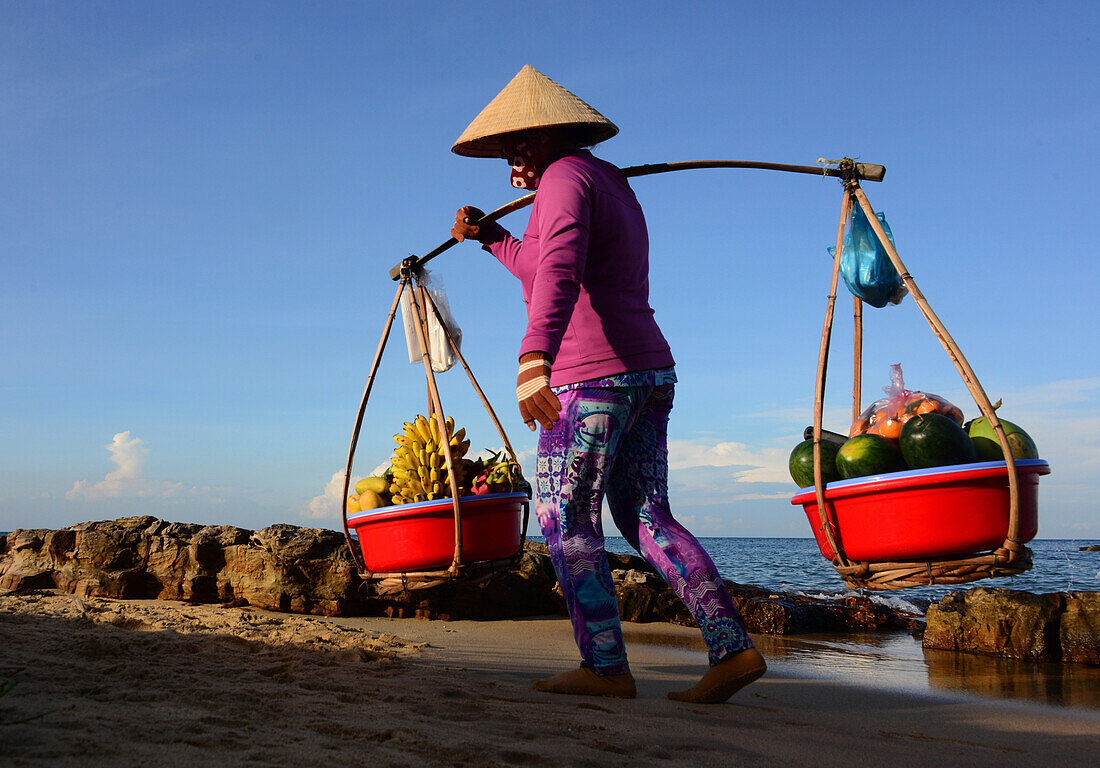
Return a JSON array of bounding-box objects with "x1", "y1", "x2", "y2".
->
[{"x1": 810, "y1": 173, "x2": 1032, "y2": 590}]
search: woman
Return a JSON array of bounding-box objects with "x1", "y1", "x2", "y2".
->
[{"x1": 450, "y1": 65, "x2": 765, "y2": 704}]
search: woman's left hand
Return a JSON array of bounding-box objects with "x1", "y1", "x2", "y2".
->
[{"x1": 516, "y1": 352, "x2": 561, "y2": 431}]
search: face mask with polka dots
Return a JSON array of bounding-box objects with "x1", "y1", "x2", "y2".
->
[{"x1": 503, "y1": 131, "x2": 552, "y2": 190}]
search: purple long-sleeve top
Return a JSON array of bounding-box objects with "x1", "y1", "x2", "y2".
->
[{"x1": 480, "y1": 150, "x2": 674, "y2": 387}]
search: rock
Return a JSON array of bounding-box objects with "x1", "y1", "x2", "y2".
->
[
  {"x1": 1, "y1": 517, "x2": 916, "y2": 635},
  {"x1": 1, "y1": 516, "x2": 361, "y2": 616},
  {"x1": 1060, "y1": 592, "x2": 1100, "y2": 664},
  {"x1": 1079, "y1": 544, "x2": 1100, "y2": 552},
  {"x1": 923, "y1": 587, "x2": 1100, "y2": 665}
]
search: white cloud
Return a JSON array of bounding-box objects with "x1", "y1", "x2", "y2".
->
[
  {"x1": 305, "y1": 462, "x2": 390, "y2": 520},
  {"x1": 668, "y1": 439, "x2": 790, "y2": 484},
  {"x1": 305, "y1": 470, "x2": 348, "y2": 520},
  {"x1": 66, "y1": 431, "x2": 184, "y2": 501}
]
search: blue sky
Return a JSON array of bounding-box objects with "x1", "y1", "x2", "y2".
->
[{"x1": 2, "y1": 1, "x2": 1097, "y2": 539}]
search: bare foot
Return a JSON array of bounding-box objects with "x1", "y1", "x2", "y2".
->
[
  {"x1": 667, "y1": 647, "x2": 766, "y2": 704},
  {"x1": 532, "y1": 668, "x2": 637, "y2": 699}
]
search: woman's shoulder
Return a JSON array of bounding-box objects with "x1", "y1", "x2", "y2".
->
[{"x1": 543, "y1": 151, "x2": 629, "y2": 194}]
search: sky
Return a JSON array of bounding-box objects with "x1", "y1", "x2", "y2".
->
[{"x1": 2, "y1": 1, "x2": 1098, "y2": 540}]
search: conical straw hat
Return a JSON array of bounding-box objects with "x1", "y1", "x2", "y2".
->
[{"x1": 452, "y1": 65, "x2": 619, "y2": 157}]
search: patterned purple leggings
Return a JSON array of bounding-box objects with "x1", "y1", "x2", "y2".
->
[{"x1": 535, "y1": 374, "x2": 752, "y2": 676}]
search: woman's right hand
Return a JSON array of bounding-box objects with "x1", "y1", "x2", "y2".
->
[{"x1": 451, "y1": 206, "x2": 486, "y2": 242}]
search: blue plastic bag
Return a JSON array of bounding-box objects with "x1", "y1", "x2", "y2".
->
[{"x1": 828, "y1": 205, "x2": 907, "y2": 308}]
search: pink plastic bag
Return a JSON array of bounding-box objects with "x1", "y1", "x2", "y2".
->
[{"x1": 849, "y1": 364, "x2": 964, "y2": 440}]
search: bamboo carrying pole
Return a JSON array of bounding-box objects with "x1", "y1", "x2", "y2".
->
[
  {"x1": 811, "y1": 181, "x2": 1031, "y2": 590},
  {"x1": 388, "y1": 158, "x2": 886, "y2": 280}
]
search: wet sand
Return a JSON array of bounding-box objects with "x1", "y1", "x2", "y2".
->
[{"x1": 2, "y1": 591, "x2": 1098, "y2": 767}]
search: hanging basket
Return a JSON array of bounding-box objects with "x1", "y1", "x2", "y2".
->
[
  {"x1": 347, "y1": 491, "x2": 527, "y2": 573},
  {"x1": 793, "y1": 459, "x2": 1048, "y2": 561},
  {"x1": 802, "y1": 179, "x2": 1045, "y2": 591},
  {"x1": 340, "y1": 267, "x2": 531, "y2": 588}
]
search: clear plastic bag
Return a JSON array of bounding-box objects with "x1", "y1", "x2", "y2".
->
[
  {"x1": 829, "y1": 204, "x2": 907, "y2": 308},
  {"x1": 399, "y1": 269, "x2": 462, "y2": 373},
  {"x1": 849, "y1": 364, "x2": 964, "y2": 440}
]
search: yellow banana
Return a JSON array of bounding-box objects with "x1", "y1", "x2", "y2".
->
[
  {"x1": 393, "y1": 434, "x2": 412, "y2": 449},
  {"x1": 414, "y1": 415, "x2": 433, "y2": 444}
]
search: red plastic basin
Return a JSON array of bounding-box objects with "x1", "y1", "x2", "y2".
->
[
  {"x1": 347, "y1": 492, "x2": 527, "y2": 573},
  {"x1": 791, "y1": 460, "x2": 1049, "y2": 562}
]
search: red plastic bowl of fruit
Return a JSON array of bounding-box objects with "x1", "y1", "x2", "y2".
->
[
  {"x1": 791, "y1": 459, "x2": 1049, "y2": 562},
  {"x1": 346, "y1": 492, "x2": 528, "y2": 573}
]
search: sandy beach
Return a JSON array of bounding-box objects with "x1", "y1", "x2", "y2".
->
[{"x1": 2, "y1": 592, "x2": 1097, "y2": 767}]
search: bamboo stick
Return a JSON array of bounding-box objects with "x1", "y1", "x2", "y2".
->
[
  {"x1": 341, "y1": 277, "x2": 409, "y2": 576},
  {"x1": 416, "y1": 283, "x2": 436, "y2": 418},
  {"x1": 852, "y1": 296, "x2": 863, "y2": 424},
  {"x1": 849, "y1": 185, "x2": 1022, "y2": 549},
  {"x1": 406, "y1": 281, "x2": 464, "y2": 574},
  {"x1": 812, "y1": 187, "x2": 854, "y2": 569}
]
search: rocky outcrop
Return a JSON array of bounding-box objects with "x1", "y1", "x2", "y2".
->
[
  {"x1": 1079, "y1": 544, "x2": 1100, "y2": 552},
  {"x1": 605, "y1": 549, "x2": 915, "y2": 634},
  {"x1": 2, "y1": 516, "x2": 917, "y2": 634},
  {"x1": 923, "y1": 587, "x2": 1100, "y2": 665},
  {"x1": 0, "y1": 517, "x2": 361, "y2": 616}
]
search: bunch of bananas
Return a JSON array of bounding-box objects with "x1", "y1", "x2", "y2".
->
[{"x1": 388, "y1": 413, "x2": 473, "y2": 504}]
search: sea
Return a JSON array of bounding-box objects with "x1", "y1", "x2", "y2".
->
[{"x1": 598, "y1": 537, "x2": 1100, "y2": 615}]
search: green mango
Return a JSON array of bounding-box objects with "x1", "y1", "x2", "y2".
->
[{"x1": 968, "y1": 416, "x2": 1039, "y2": 461}]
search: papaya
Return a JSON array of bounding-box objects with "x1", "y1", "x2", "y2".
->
[
  {"x1": 835, "y1": 434, "x2": 905, "y2": 480},
  {"x1": 899, "y1": 413, "x2": 977, "y2": 469},
  {"x1": 967, "y1": 416, "x2": 1039, "y2": 461},
  {"x1": 789, "y1": 439, "x2": 842, "y2": 488}
]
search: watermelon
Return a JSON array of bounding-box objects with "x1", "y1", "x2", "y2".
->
[
  {"x1": 899, "y1": 413, "x2": 977, "y2": 469},
  {"x1": 967, "y1": 416, "x2": 1039, "y2": 461},
  {"x1": 789, "y1": 438, "x2": 842, "y2": 488},
  {"x1": 835, "y1": 433, "x2": 905, "y2": 480}
]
